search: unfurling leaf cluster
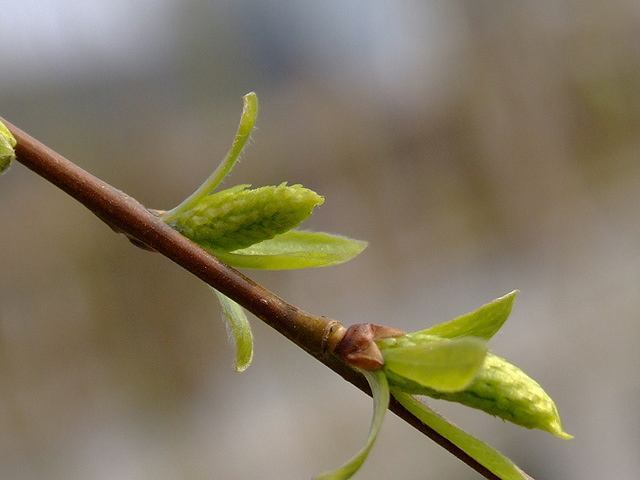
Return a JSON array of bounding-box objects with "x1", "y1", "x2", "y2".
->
[
  {"x1": 319, "y1": 291, "x2": 571, "y2": 480},
  {"x1": 160, "y1": 92, "x2": 366, "y2": 372},
  {"x1": 156, "y1": 93, "x2": 570, "y2": 480}
]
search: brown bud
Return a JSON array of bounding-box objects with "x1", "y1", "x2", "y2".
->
[{"x1": 334, "y1": 323, "x2": 405, "y2": 370}]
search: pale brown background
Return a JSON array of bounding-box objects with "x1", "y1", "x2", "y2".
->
[{"x1": 1, "y1": 2, "x2": 639, "y2": 479}]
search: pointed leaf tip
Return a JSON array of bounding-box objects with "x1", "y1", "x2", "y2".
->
[{"x1": 417, "y1": 290, "x2": 518, "y2": 340}]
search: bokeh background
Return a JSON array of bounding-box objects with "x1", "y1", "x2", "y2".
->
[{"x1": 1, "y1": 1, "x2": 639, "y2": 479}]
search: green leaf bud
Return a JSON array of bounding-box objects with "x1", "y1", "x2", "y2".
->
[
  {"x1": 380, "y1": 333, "x2": 571, "y2": 439},
  {"x1": 0, "y1": 121, "x2": 17, "y2": 175},
  {"x1": 168, "y1": 183, "x2": 324, "y2": 251}
]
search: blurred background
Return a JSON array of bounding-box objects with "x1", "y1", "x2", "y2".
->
[{"x1": 1, "y1": 1, "x2": 639, "y2": 479}]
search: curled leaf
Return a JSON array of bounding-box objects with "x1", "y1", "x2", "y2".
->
[
  {"x1": 381, "y1": 337, "x2": 487, "y2": 393},
  {"x1": 415, "y1": 290, "x2": 518, "y2": 340},
  {"x1": 212, "y1": 288, "x2": 253, "y2": 372},
  {"x1": 0, "y1": 121, "x2": 17, "y2": 175},
  {"x1": 204, "y1": 92, "x2": 259, "y2": 192},
  {"x1": 392, "y1": 391, "x2": 528, "y2": 480},
  {"x1": 163, "y1": 92, "x2": 258, "y2": 221},
  {"x1": 315, "y1": 369, "x2": 389, "y2": 480},
  {"x1": 171, "y1": 184, "x2": 324, "y2": 251},
  {"x1": 213, "y1": 230, "x2": 367, "y2": 270}
]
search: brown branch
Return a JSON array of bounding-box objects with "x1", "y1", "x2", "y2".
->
[{"x1": 2, "y1": 118, "x2": 518, "y2": 480}]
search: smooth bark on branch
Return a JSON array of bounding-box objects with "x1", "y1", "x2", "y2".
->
[{"x1": 1, "y1": 117, "x2": 520, "y2": 480}]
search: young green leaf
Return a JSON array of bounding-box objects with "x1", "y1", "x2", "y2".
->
[
  {"x1": 413, "y1": 290, "x2": 518, "y2": 340},
  {"x1": 163, "y1": 92, "x2": 258, "y2": 222},
  {"x1": 212, "y1": 288, "x2": 253, "y2": 372},
  {"x1": 0, "y1": 121, "x2": 17, "y2": 175},
  {"x1": 314, "y1": 369, "x2": 389, "y2": 480},
  {"x1": 212, "y1": 230, "x2": 367, "y2": 269},
  {"x1": 381, "y1": 337, "x2": 487, "y2": 393},
  {"x1": 392, "y1": 391, "x2": 527, "y2": 480},
  {"x1": 171, "y1": 184, "x2": 324, "y2": 251}
]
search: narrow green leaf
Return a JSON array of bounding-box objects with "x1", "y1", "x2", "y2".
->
[
  {"x1": 382, "y1": 337, "x2": 487, "y2": 393},
  {"x1": 211, "y1": 230, "x2": 367, "y2": 270},
  {"x1": 0, "y1": 121, "x2": 16, "y2": 175},
  {"x1": 205, "y1": 92, "x2": 259, "y2": 192},
  {"x1": 392, "y1": 391, "x2": 527, "y2": 480},
  {"x1": 171, "y1": 184, "x2": 324, "y2": 251},
  {"x1": 315, "y1": 370, "x2": 389, "y2": 480},
  {"x1": 212, "y1": 288, "x2": 253, "y2": 372},
  {"x1": 163, "y1": 92, "x2": 258, "y2": 221},
  {"x1": 414, "y1": 291, "x2": 518, "y2": 340}
]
